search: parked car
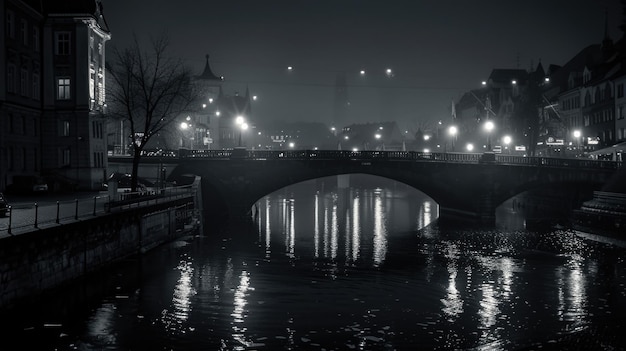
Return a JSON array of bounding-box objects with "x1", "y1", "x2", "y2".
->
[{"x1": 0, "y1": 192, "x2": 9, "y2": 217}]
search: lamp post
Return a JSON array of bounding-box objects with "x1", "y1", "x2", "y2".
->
[
  {"x1": 573, "y1": 130, "x2": 581, "y2": 157},
  {"x1": 179, "y1": 119, "x2": 192, "y2": 149},
  {"x1": 503, "y1": 135, "x2": 512, "y2": 154},
  {"x1": 484, "y1": 120, "x2": 494, "y2": 151},
  {"x1": 235, "y1": 115, "x2": 248, "y2": 148},
  {"x1": 448, "y1": 125, "x2": 458, "y2": 152},
  {"x1": 374, "y1": 133, "x2": 382, "y2": 151}
]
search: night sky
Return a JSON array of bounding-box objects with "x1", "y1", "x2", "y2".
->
[{"x1": 103, "y1": 0, "x2": 623, "y2": 132}]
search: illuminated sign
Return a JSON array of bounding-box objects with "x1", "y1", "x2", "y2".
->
[
  {"x1": 546, "y1": 137, "x2": 564, "y2": 145},
  {"x1": 587, "y1": 137, "x2": 600, "y2": 145},
  {"x1": 515, "y1": 145, "x2": 527, "y2": 151}
]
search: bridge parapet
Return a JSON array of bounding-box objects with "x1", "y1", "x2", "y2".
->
[{"x1": 141, "y1": 149, "x2": 623, "y2": 170}]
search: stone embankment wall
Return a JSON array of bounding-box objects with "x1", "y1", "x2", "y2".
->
[{"x1": 0, "y1": 199, "x2": 197, "y2": 310}]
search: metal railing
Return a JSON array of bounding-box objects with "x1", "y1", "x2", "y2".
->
[
  {"x1": 0, "y1": 186, "x2": 195, "y2": 235},
  {"x1": 170, "y1": 149, "x2": 623, "y2": 170}
]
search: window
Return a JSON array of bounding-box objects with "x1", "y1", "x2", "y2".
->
[
  {"x1": 7, "y1": 11, "x2": 15, "y2": 38},
  {"x1": 59, "y1": 148, "x2": 71, "y2": 167},
  {"x1": 7, "y1": 64, "x2": 17, "y2": 93},
  {"x1": 8, "y1": 147, "x2": 14, "y2": 170},
  {"x1": 57, "y1": 77, "x2": 71, "y2": 100},
  {"x1": 619, "y1": 105, "x2": 625, "y2": 120},
  {"x1": 32, "y1": 72, "x2": 40, "y2": 100},
  {"x1": 58, "y1": 120, "x2": 70, "y2": 137},
  {"x1": 619, "y1": 84, "x2": 624, "y2": 99},
  {"x1": 33, "y1": 27, "x2": 40, "y2": 51},
  {"x1": 34, "y1": 148, "x2": 38, "y2": 171},
  {"x1": 20, "y1": 68, "x2": 29, "y2": 97},
  {"x1": 55, "y1": 32, "x2": 71, "y2": 55},
  {"x1": 22, "y1": 147, "x2": 27, "y2": 170},
  {"x1": 20, "y1": 19, "x2": 28, "y2": 46}
]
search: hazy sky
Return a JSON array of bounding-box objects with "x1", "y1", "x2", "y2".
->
[{"x1": 103, "y1": 0, "x2": 623, "y2": 132}]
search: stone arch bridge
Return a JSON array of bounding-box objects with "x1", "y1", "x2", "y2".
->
[{"x1": 109, "y1": 150, "x2": 624, "y2": 225}]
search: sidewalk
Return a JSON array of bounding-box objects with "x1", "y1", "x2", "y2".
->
[
  {"x1": 0, "y1": 188, "x2": 195, "y2": 237},
  {"x1": 3, "y1": 190, "x2": 107, "y2": 208}
]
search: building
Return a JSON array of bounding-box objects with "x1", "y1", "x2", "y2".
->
[
  {"x1": 1, "y1": 0, "x2": 111, "y2": 191},
  {"x1": 189, "y1": 54, "x2": 223, "y2": 150}
]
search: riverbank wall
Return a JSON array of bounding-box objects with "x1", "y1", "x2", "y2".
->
[{"x1": 0, "y1": 197, "x2": 198, "y2": 310}]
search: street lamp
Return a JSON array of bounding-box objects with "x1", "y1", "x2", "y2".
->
[
  {"x1": 448, "y1": 125, "x2": 458, "y2": 151},
  {"x1": 573, "y1": 130, "x2": 581, "y2": 157},
  {"x1": 235, "y1": 115, "x2": 247, "y2": 147},
  {"x1": 503, "y1": 135, "x2": 512, "y2": 154},
  {"x1": 484, "y1": 120, "x2": 495, "y2": 151},
  {"x1": 466, "y1": 143, "x2": 474, "y2": 152}
]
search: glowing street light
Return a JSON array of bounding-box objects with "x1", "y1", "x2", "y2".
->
[
  {"x1": 448, "y1": 125, "x2": 458, "y2": 151},
  {"x1": 484, "y1": 120, "x2": 495, "y2": 151},
  {"x1": 466, "y1": 143, "x2": 474, "y2": 152},
  {"x1": 503, "y1": 135, "x2": 512, "y2": 153},
  {"x1": 235, "y1": 115, "x2": 247, "y2": 147},
  {"x1": 573, "y1": 130, "x2": 582, "y2": 156}
]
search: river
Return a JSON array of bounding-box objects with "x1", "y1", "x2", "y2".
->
[{"x1": 1, "y1": 175, "x2": 625, "y2": 350}]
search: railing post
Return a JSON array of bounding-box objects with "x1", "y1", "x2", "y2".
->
[
  {"x1": 93, "y1": 196, "x2": 97, "y2": 216},
  {"x1": 75, "y1": 199, "x2": 79, "y2": 220},
  {"x1": 7, "y1": 206, "x2": 12, "y2": 235},
  {"x1": 56, "y1": 201, "x2": 60, "y2": 223},
  {"x1": 34, "y1": 202, "x2": 38, "y2": 228}
]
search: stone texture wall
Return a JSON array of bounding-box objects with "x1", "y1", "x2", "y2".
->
[{"x1": 0, "y1": 201, "x2": 196, "y2": 310}]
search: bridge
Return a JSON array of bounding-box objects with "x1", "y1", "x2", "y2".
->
[{"x1": 108, "y1": 149, "x2": 625, "y2": 225}]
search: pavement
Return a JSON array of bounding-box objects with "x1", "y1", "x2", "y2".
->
[{"x1": 0, "y1": 191, "x2": 112, "y2": 237}]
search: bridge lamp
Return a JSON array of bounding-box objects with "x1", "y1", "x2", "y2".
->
[
  {"x1": 484, "y1": 121, "x2": 495, "y2": 151},
  {"x1": 466, "y1": 143, "x2": 474, "y2": 152},
  {"x1": 573, "y1": 130, "x2": 582, "y2": 156},
  {"x1": 424, "y1": 135, "x2": 430, "y2": 141},
  {"x1": 448, "y1": 125, "x2": 458, "y2": 152},
  {"x1": 289, "y1": 142, "x2": 295, "y2": 148},
  {"x1": 375, "y1": 133, "x2": 381, "y2": 140}
]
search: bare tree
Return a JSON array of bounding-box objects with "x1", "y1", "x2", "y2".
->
[{"x1": 107, "y1": 34, "x2": 197, "y2": 191}]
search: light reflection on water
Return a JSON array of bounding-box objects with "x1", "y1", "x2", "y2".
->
[{"x1": 4, "y1": 177, "x2": 626, "y2": 350}]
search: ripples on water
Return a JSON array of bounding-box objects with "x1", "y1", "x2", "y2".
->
[{"x1": 2, "y1": 178, "x2": 626, "y2": 350}]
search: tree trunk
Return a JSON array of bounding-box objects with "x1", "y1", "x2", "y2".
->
[{"x1": 131, "y1": 150, "x2": 141, "y2": 192}]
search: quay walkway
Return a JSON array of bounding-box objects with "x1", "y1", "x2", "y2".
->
[{"x1": 0, "y1": 186, "x2": 195, "y2": 237}]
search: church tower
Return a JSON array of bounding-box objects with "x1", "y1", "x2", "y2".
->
[{"x1": 193, "y1": 54, "x2": 223, "y2": 150}]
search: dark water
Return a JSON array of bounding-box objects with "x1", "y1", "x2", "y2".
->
[{"x1": 2, "y1": 176, "x2": 626, "y2": 350}]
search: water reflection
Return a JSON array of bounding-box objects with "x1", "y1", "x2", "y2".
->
[
  {"x1": 161, "y1": 255, "x2": 196, "y2": 334},
  {"x1": 8, "y1": 176, "x2": 625, "y2": 351}
]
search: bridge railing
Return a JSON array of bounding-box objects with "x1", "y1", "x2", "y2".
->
[
  {"x1": 0, "y1": 185, "x2": 195, "y2": 236},
  {"x1": 140, "y1": 148, "x2": 623, "y2": 169}
]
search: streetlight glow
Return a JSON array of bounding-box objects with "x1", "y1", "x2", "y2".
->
[
  {"x1": 573, "y1": 130, "x2": 581, "y2": 138},
  {"x1": 503, "y1": 135, "x2": 512, "y2": 145},
  {"x1": 448, "y1": 125, "x2": 457, "y2": 136},
  {"x1": 466, "y1": 143, "x2": 474, "y2": 151}
]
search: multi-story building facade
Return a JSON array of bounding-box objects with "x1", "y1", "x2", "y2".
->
[
  {"x1": 1, "y1": 0, "x2": 44, "y2": 191},
  {"x1": 1, "y1": 0, "x2": 110, "y2": 191}
]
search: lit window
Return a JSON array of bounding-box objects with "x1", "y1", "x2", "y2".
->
[
  {"x1": 57, "y1": 77, "x2": 71, "y2": 100},
  {"x1": 59, "y1": 120, "x2": 70, "y2": 137}
]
